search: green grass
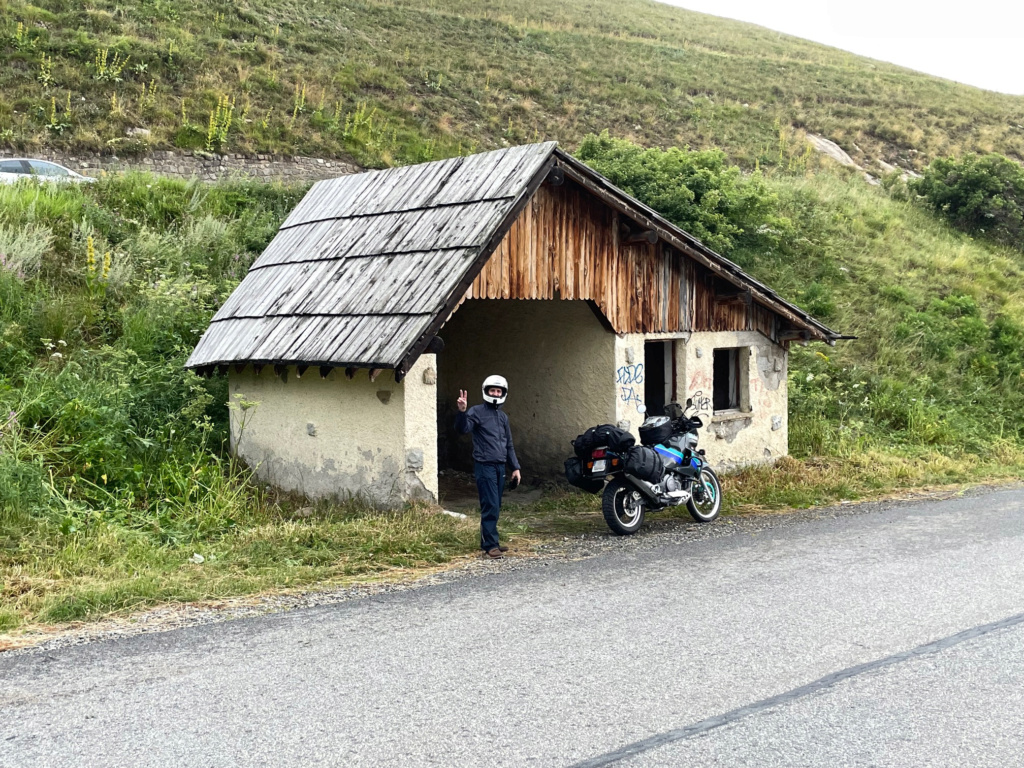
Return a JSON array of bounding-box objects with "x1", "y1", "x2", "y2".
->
[
  {"x1": 3, "y1": 500, "x2": 480, "y2": 628},
  {"x1": 1, "y1": 0, "x2": 1023, "y2": 169}
]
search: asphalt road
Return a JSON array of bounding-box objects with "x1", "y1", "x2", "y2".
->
[{"x1": 2, "y1": 488, "x2": 1023, "y2": 767}]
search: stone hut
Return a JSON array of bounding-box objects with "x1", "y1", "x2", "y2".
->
[{"x1": 186, "y1": 142, "x2": 839, "y2": 503}]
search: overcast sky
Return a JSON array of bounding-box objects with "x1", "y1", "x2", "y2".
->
[{"x1": 659, "y1": 0, "x2": 1024, "y2": 95}]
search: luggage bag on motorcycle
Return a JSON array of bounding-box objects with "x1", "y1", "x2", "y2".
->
[
  {"x1": 638, "y1": 416, "x2": 673, "y2": 446},
  {"x1": 624, "y1": 446, "x2": 665, "y2": 483},
  {"x1": 564, "y1": 456, "x2": 604, "y2": 494},
  {"x1": 572, "y1": 424, "x2": 636, "y2": 458}
]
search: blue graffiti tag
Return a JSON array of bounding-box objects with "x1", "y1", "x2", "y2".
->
[
  {"x1": 620, "y1": 386, "x2": 644, "y2": 411},
  {"x1": 616, "y1": 364, "x2": 644, "y2": 385}
]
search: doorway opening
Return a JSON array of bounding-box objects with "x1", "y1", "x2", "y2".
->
[{"x1": 644, "y1": 340, "x2": 676, "y2": 416}]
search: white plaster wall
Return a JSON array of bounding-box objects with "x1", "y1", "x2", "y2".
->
[
  {"x1": 228, "y1": 366, "x2": 429, "y2": 504},
  {"x1": 438, "y1": 300, "x2": 617, "y2": 476},
  {"x1": 677, "y1": 331, "x2": 789, "y2": 470},
  {"x1": 403, "y1": 355, "x2": 439, "y2": 501},
  {"x1": 614, "y1": 334, "x2": 648, "y2": 434}
]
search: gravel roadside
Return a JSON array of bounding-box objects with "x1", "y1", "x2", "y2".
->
[{"x1": 2, "y1": 483, "x2": 1011, "y2": 657}]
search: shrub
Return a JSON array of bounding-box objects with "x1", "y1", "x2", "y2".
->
[
  {"x1": 575, "y1": 131, "x2": 790, "y2": 255},
  {"x1": 912, "y1": 153, "x2": 1024, "y2": 251}
]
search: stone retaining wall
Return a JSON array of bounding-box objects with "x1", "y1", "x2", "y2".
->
[{"x1": 0, "y1": 148, "x2": 360, "y2": 183}]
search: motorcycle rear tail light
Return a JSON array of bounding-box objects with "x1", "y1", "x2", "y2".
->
[{"x1": 592, "y1": 449, "x2": 607, "y2": 458}]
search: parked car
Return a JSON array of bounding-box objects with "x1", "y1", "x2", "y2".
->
[{"x1": 0, "y1": 158, "x2": 96, "y2": 184}]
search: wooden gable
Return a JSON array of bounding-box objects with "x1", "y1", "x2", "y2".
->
[{"x1": 464, "y1": 179, "x2": 779, "y2": 341}]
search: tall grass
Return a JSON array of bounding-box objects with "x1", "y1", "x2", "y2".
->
[
  {"x1": 0, "y1": 175, "x2": 480, "y2": 632},
  {"x1": 750, "y1": 173, "x2": 1024, "y2": 459}
]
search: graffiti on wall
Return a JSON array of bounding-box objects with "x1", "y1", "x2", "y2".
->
[
  {"x1": 689, "y1": 390, "x2": 712, "y2": 418},
  {"x1": 617, "y1": 363, "x2": 645, "y2": 412},
  {"x1": 616, "y1": 364, "x2": 644, "y2": 385}
]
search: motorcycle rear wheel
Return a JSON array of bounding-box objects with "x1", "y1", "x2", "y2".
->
[
  {"x1": 686, "y1": 468, "x2": 721, "y2": 523},
  {"x1": 602, "y1": 478, "x2": 646, "y2": 535}
]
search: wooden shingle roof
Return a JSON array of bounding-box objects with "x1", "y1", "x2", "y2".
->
[
  {"x1": 187, "y1": 142, "x2": 839, "y2": 378},
  {"x1": 186, "y1": 143, "x2": 557, "y2": 376}
]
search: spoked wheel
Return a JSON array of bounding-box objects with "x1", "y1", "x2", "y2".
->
[
  {"x1": 686, "y1": 467, "x2": 722, "y2": 523},
  {"x1": 602, "y1": 479, "x2": 647, "y2": 535}
]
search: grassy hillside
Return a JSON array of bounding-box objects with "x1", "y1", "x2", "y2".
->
[{"x1": 2, "y1": 0, "x2": 1024, "y2": 169}]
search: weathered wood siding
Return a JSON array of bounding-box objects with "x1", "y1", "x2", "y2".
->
[{"x1": 467, "y1": 181, "x2": 776, "y2": 340}]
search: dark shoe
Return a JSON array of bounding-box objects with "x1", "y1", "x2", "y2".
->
[
  {"x1": 498, "y1": 545, "x2": 509, "y2": 552},
  {"x1": 486, "y1": 548, "x2": 503, "y2": 559}
]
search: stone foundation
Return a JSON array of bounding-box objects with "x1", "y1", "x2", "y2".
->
[{"x1": 0, "y1": 148, "x2": 360, "y2": 183}]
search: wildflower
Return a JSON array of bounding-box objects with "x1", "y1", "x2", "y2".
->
[
  {"x1": 86, "y1": 236, "x2": 96, "y2": 274},
  {"x1": 102, "y1": 251, "x2": 111, "y2": 280},
  {"x1": 806, "y1": 373, "x2": 815, "y2": 382},
  {"x1": 50, "y1": 352, "x2": 63, "y2": 361}
]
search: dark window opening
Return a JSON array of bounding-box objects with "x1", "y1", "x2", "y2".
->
[{"x1": 713, "y1": 348, "x2": 740, "y2": 412}]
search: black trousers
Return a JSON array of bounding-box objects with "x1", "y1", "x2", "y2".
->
[{"x1": 474, "y1": 462, "x2": 505, "y2": 551}]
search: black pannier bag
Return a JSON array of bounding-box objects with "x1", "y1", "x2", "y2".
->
[
  {"x1": 564, "y1": 456, "x2": 605, "y2": 494},
  {"x1": 624, "y1": 446, "x2": 664, "y2": 483},
  {"x1": 573, "y1": 424, "x2": 636, "y2": 458},
  {"x1": 638, "y1": 415, "x2": 673, "y2": 446}
]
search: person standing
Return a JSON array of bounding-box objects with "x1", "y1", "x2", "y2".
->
[{"x1": 455, "y1": 375, "x2": 522, "y2": 559}]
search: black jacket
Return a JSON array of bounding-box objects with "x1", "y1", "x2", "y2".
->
[{"x1": 454, "y1": 404, "x2": 520, "y2": 470}]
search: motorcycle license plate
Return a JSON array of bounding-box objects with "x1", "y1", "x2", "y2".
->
[{"x1": 592, "y1": 459, "x2": 607, "y2": 473}]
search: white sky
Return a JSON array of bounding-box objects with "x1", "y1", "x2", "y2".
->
[{"x1": 659, "y1": 0, "x2": 1024, "y2": 95}]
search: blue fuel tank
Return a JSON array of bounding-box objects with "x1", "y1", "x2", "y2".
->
[{"x1": 653, "y1": 445, "x2": 684, "y2": 465}]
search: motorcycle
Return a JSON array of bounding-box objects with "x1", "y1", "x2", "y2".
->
[{"x1": 565, "y1": 398, "x2": 722, "y2": 536}]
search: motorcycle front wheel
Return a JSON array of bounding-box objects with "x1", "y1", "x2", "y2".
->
[
  {"x1": 602, "y1": 478, "x2": 647, "y2": 535},
  {"x1": 686, "y1": 467, "x2": 722, "y2": 523}
]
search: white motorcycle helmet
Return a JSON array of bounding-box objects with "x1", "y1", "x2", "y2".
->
[{"x1": 482, "y1": 374, "x2": 508, "y2": 405}]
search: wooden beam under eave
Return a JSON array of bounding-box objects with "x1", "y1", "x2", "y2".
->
[
  {"x1": 625, "y1": 230, "x2": 658, "y2": 245},
  {"x1": 778, "y1": 330, "x2": 812, "y2": 342}
]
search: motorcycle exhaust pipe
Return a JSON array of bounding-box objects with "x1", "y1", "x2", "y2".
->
[{"x1": 623, "y1": 474, "x2": 663, "y2": 503}]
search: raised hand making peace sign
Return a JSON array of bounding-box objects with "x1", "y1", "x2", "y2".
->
[{"x1": 457, "y1": 389, "x2": 468, "y2": 412}]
